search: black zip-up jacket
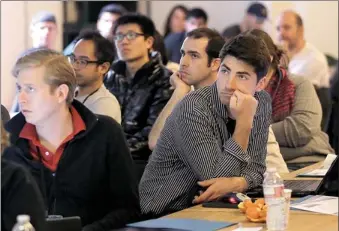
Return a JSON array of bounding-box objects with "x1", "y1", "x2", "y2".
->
[
  {"x1": 104, "y1": 52, "x2": 173, "y2": 161},
  {"x1": 4, "y1": 100, "x2": 140, "y2": 231}
]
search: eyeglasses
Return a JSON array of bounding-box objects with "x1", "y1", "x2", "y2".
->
[
  {"x1": 113, "y1": 31, "x2": 145, "y2": 42},
  {"x1": 67, "y1": 55, "x2": 103, "y2": 69}
]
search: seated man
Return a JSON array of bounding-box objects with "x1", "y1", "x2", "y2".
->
[
  {"x1": 4, "y1": 48, "x2": 140, "y2": 231},
  {"x1": 69, "y1": 30, "x2": 121, "y2": 123},
  {"x1": 104, "y1": 13, "x2": 172, "y2": 180},
  {"x1": 277, "y1": 10, "x2": 330, "y2": 88},
  {"x1": 148, "y1": 28, "x2": 288, "y2": 173},
  {"x1": 139, "y1": 33, "x2": 272, "y2": 216}
]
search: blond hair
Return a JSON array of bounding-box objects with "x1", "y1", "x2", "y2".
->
[
  {"x1": 1, "y1": 122, "x2": 9, "y2": 154},
  {"x1": 12, "y1": 48, "x2": 76, "y2": 105}
]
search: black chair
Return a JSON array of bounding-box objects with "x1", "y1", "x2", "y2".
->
[{"x1": 314, "y1": 86, "x2": 332, "y2": 132}]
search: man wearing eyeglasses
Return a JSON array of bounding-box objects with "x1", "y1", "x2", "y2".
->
[
  {"x1": 68, "y1": 30, "x2": 121, "y2": 123},
  {"x1": 104, "y1": 13, "x2": 173, "y2": 182}
]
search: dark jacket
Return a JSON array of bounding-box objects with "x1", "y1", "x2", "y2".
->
[
  {"x1": 164, "y1": 31, "x2": 186, "y2": 63},
  {"x1": 104, "y1": 52, "x2": 173, "y2": 161},
  {"x1": 1, "y1": 157, "x2": 46, "y2": 231},
  {"x1": 4, "y1": 100, "x2": 140, "y2": 231}
]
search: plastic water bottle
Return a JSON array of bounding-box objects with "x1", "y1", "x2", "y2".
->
[
  {"x1": 12, "y1": 215, "x2": 35, "y2": 231},
  {"x1": 263, "y1": 168, "x2": 286, "y2": 231}
]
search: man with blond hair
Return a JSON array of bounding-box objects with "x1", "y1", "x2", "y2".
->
[{"x1": 3, "y1": 48, "x2": 140, "y2": 231}]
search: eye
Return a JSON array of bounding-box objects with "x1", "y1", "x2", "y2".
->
[
  {"x1": 191, "y1": 54, "x2": 199, "y2": 59},
  {"x1": 220, "y1": 68, "x2": 229, "y2": 74},
  {"x1": 237, "y1": 75, "x2": 248, "y2": 80},
  {"x1": 27, "y1": 86, "x2": 35, "y2": 92}
]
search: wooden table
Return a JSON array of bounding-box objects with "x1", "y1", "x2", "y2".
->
[{"x1": 166, "y1": 161, "x2": 338, "y2": 231}]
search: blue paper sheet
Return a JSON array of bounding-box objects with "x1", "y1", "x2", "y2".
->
[{"x1": 127, "y1": 218, "x2": 236, "y2": 231}]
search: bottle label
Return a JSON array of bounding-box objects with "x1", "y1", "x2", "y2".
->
[{"x1": 263, "y1": 185, "x2": 284, "y2": 198}]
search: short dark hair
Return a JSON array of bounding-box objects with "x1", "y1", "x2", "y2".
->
[
  {"x1": 113, "y1": 13, "x2": 156, "y2": 38},
  {"x1": 74, "y1": 29, "x2": 115, "y2": 64},
  {"x1": 219, "y1": 33, "x2": 271, "y2": 81},
  {"x1": 186, "y1": 28, "x2": 224, "y2": 66},
  {"x1": 186, "y1": 8, "x2": 208, "y2": 23},
  {"x1": 248, "y1": 29, "x2": 288, "y2": 70},
  {"x1": 98, "y1": 3, "x2": 127, "y2": 19}
]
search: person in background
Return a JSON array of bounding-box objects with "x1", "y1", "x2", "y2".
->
[
  {"x1": 30, "y1": 11, "x2": 58, "y2": 50},
  {"x1": 69, "y1": 30, "x2": 121, "y2": 123},
  {"x1": 4, "y1": 48, "x2": 140, "y2": 231},
  {"x1": 104, "y1": 13, "x2": 173, "y2": 182},
  {"x1": 11, "y1": 12, "x2": 59, "y2": 116},
  {"x1": 153, "y1": 30, "x2": 179, "y2": 72},
  {"x1": 249, "y1": 29, "x2": 333, "y2": 167},
  {"x1": 165, "y1": 8, "x2": 208, "y2": 63},
  {"x1": 163, "y1": 5, "x2": 188, "y2": 38},
  {"x1": 140, "y1": 33, "x2": 272, "y2": 216},
  {"x1": 221, "y1": 2, "x2": 268, "y2": 42},
  {"x1": 1, "y1": 122, "x2": 46, "y2": 231},
  {"x1": 63, "y1": 3, "x2": 127, "y2": 56},
  {"x1": 276, "y1": 10, "x2": 330, "y2": 89}
]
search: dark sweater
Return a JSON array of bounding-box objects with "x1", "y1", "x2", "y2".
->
[
  {"x1": 4, "y1": 100, "x2": 141, "y2": 231},
  {"x1": 1, "y1": 157, "x2": 46, "y2": 231}
]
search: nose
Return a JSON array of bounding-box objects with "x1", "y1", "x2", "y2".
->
[
  {"x1": 17, "y1": 90, "x2": 28, "y2": 104},
  {"x1": 226, "y1": 75, "x2": 237, "y2": 90},
  {"x1": 179, "y1": 54, "x2": 189, "y2": 67}
]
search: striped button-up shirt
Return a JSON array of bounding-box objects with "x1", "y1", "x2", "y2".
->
[{"x1": 139, "y1": 83, "x2": 272, "y2": 215}]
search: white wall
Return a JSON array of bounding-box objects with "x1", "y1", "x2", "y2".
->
[
  {"x1": 1, "y1": 1, "x2": 63, "y2": 110},
  {"x1": 150, "y1": 1, "x2": 338, "y2": 58}
]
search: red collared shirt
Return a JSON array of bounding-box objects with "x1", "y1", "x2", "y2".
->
[{"x1": 19, "y1": 106, "x2": 86, "y2": 172}]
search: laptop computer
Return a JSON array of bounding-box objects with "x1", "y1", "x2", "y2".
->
[
  {"x1": 246, "y1": 156, "x2": 338, "y2": 198},
  {"x1": 45, "y1": 216, "x2": 82, "y2": 231}
]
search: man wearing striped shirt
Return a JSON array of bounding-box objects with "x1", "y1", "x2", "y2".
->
[{"x1": 139, "y1": 33, "x2": 272, "y2": 216}]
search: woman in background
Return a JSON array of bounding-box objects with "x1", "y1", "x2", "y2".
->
[
  {"x1": 1, "y1": 122, "x2": 46, "y2": 231},
  {"x1": 249, "y1": 29, "x2": 333, "y2": 167},
  {"x1": 153, "y1": 30, "x2": 179, "y2": 73},
  {"x1": 163, "y1": 5, "x2": 188, "y2": 38}
]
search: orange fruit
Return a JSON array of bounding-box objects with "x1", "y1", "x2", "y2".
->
[
  {"x1": 238, "y1": 202, "x2": 247, "y2": 213},
  {"x1": 254, "y1": 198, "x2": 265, "y2": 206},
  {"x1": 259, "y1": 208, "x2": 267, "y2": 218},
  {"x1": 246, "y1": 206, "x2": 261, "y2": 219},
  {"x1": 243, "y1": 199, "x2": 254, "y2": 208}
]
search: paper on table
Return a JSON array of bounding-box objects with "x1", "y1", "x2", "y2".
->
[
  {"x1": 290, "y1": 196, "x2": 338, "y2": 215},
  {"x1": 298, "y1": 154, "x2": 337, "y2": 176},
  {"x1": 232, "y1": 227, "x2": 263, "y2": 231},
  {"x1": 127, "y1": 218, "x2": 236, "y2": 231}
]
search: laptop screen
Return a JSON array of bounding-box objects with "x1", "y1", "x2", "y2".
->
[{"x1": 318, "y1": 156, "x2": 338, "y2": 196}]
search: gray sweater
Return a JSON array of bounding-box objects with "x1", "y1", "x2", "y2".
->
[{"x1": 272, "y1": 76, "x2": 334, "y2": 162}]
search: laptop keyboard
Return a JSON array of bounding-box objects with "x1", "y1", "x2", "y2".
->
[{"x1": 284, "y1": 180, "x2": 321, "y2": 192}]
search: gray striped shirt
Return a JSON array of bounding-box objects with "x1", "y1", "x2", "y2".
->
[{"x1": 139, "y1": 83, "x2": 272, "y2": 215}]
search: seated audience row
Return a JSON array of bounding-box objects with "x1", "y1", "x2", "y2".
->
[{"x1": 2, "y1": 8, "x2": 336, "y2": 231}]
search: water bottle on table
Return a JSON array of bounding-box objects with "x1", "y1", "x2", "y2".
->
[
  {"x1": 12, "y1": 215, "x2": 35, "y2": 231},
  {"x1": 263, "y1": 167, "x2": 286, "y2": 231}
]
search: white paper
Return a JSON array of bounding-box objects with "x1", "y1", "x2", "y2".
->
[
  {"x1": 232, "y1": 227, "x2": 263, "y2": 231},
  {"x1": 290, "y1": 196, "x2": 338, "y2": 215}
]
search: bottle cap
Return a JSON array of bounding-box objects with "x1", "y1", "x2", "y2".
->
[{"x1": 17, "y1": 215, "x2": 30, "y2": 223}]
